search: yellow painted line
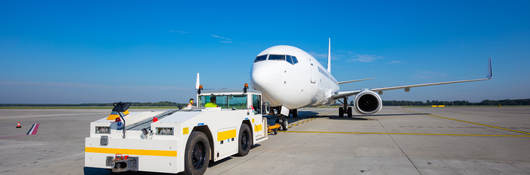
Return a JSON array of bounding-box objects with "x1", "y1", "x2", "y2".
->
[
  {"x1": 281, "y1": 130, "x2": 530, "y2": 138},
  {"x1": 426, "y1": 113, "x2": 530, "y2": 135},
  {"x1": 85, "y1": 147, "x2": 177, "y2": 157},
  {"x1": 217, "y1": 129, "x2": 236, "y2": 141}
]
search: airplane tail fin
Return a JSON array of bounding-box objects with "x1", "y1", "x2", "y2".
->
[
  {"x1": 327, "y1": 37, "x2": 331, "y2": 73},
  {"x1": 195, "y1": 72, "x2": 200, "y2": 89}
]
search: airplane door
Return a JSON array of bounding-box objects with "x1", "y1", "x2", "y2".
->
[{"x1": 309, "y1": 60, "x2": 317, "y2": 84}]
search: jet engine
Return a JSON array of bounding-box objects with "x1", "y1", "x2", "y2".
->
[{"x1": 354, "y1": 90, "x2": 382, "y2": 114}]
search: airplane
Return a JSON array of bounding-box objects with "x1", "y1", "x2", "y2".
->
[{"x1": 250, "y1": 38, "x2": 492, "y2": 130}]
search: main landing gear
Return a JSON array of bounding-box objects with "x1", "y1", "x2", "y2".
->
[{"x1": 338, "y1": 97, "x2": 352, "y2": 118}]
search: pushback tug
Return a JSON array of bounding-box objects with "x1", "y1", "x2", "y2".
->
[{"x1": 84, "y1": 83, "x2": 268, "y2": 175}]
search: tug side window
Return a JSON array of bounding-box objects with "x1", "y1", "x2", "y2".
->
[{"x1": 252, "y1": 94, "x2": 261, "y2": 114}]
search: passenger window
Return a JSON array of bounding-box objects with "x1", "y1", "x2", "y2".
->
[
  {"x1": 228, "y1": 95, "x2": 247, "y2": 109},
  {"x1": 252, "y1": 94, "x2": 261, "y2": 114},
  {"x1": 291, "y1": 56, "x2": 298, "y2": 64},
  {"x1": 254, "y1": 55, "x2": 267, "y2": 62},
  {"x1": 268, "y1": 54, "x2": 285, "y2": 61}
]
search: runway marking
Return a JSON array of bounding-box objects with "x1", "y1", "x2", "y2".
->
[
  {"x1": 426, "y1": 113, "x2": 530, "y2": 135},
  {"x1": 281, "y1": 130, "x2": 530, "y2": 138},
  {"x1": 402, "y1": 108, "x2": 530, "y2": 135}
]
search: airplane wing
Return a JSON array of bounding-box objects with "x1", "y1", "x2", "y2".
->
[
  {"x1": 337, "y1": 78, "x2": 372, "y2": 84},
  {"x1": 331, "y1": 58, "x2": 493, "y2": 100}
]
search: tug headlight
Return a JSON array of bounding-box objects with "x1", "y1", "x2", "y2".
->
[
  {"x1": 96, "y1": 126, "x2": 111, "y2": 134},
  {"x1": 156, "y1": 127, "x2": 174, "y2": 135}
]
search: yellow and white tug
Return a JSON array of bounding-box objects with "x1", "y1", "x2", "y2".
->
[{"x1": 84, "y1": 84, "x2": 268, "y2": 175}]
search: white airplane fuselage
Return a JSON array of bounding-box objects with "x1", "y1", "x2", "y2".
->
[
  {"x1": 251, "y1": 43, "x2": 492, "y2": 116},
  {"x1": 251, "y1": 45, "x2": 339, "y2": 109}
]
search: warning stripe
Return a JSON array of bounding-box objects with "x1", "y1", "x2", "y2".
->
[
  {"x1": 85, "y1": 147, "x2": 177, "y2": 157},
  {"x1": 26, "y1": 123, "x2": 40, "y2": 135}
]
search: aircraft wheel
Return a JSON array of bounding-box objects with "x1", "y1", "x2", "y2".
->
[
  {"x1": 184, "y1": 131, "x2": 211, "y2": 175},
  {"x1": 291, "y1": 109, "x2": 298, "y2": 118},
  {"x1": 339, "y1": 107, "x2": 344, "y2": 118},
  {"x1": 237, "y1": 124, "x2": 251, "y2": 156},
  {"x1": 347, "y1": 107, "x2": 353, "y2": 118},
  {"x1": 281, "y1": 117, "x2": 289, "y2": 131}
]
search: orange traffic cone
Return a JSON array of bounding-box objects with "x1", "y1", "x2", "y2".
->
[{"x1": 16, "y1": 121, "x2": 22, "y2": 128}]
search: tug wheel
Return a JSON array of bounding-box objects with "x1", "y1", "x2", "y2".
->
[
  {"x1": 237, "y1": 124, "x2": 251, "y2": 156},
  {"x1": 184, "y1": 131, "x2": 210, "y2": 175}
]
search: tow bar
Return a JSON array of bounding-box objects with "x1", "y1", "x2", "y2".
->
[{"x1": 110, "y1": 155, "x2": 138, "y2": 173}]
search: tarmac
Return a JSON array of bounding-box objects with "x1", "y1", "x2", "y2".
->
[{"x1": 0, "y1": 106, "x2": 529, "y2": 175}]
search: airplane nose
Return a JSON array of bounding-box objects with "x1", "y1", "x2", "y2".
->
[
  {"x1": 251, "y1": 63, "x2": 280, "y2": 93},
  {"x1": 251, "y1": 66, "x2": 266, "y2": 91}
]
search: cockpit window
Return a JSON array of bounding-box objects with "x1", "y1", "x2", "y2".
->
[
  {"x1": 268, "y1": 54, "x2": 285, "y2": 61},
  {"x1": 286, "y1": 55, "x2": 298, "y2": 64},
  {"x1": 291, "y1": 56, "x2": 298, "y2": 64},
  {"x1": 286, "y1": 55, "x2": 294, "y2": 64},
  {"x1": 254, "y1": 55, "x2": 267, "y2": 62}
]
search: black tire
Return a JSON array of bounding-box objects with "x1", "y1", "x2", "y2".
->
[
  {"x1": 237, "y1": 124, "x2": 252, "y2": 156},
  {"x1": 184, "y1": 132, "x2": 211, "y2": 175},
  {"x1": 281, "y1": 118, "x2": 289, "y2": 131},
  {"x1": 291, "y1": 109, "x2": 298, "y2": 118},
  {"x1": 339, "y1": 107, "x2": 344, "y2": 118},
  {"x1": 347, "y1": 107, "x2": 353, "y2": 118}
]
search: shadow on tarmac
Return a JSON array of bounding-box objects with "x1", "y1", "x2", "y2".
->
[
  {"x1": 323, "y1": 112, "x2": 430, "y2": 120},
  {"x1": 264, "y1": 111, "x2": 320, "y2": 125},
  {"x1": 85, "y1": 167, "x2": 184, "y2": 175}
]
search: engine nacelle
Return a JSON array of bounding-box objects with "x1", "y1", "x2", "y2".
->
[{"x1": 354, "y1": 90, "x2": 383, "y2": 114}]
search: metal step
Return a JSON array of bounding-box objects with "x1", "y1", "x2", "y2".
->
[{"x1": 255, "y1": 136, "x2": 268, "y2": 143}]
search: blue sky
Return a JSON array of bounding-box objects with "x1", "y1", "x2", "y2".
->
[{"x1": 1, "y1": 0, "x2": 529, "y2": 103}]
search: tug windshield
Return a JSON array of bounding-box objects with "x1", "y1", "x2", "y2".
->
[{"x1": 199, "y1": 94, "x2": 247, "y2": 109}]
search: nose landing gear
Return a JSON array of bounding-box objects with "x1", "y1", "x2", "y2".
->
[{"x1": 272, "y1": 106, "x2": 290, "y2": 131}]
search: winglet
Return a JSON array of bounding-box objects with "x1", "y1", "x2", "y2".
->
[{"x1": 487, "y1": 57, "x2": 493, "y2": 79}]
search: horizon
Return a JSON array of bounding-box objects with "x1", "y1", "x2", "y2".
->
[{"x1": 1, "y1": 0, "x2": 530, "y2": 103}]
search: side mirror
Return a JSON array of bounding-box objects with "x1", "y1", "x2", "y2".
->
[{"x1": 112, "y1": 102, "x2": 131, "y2": 113}]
